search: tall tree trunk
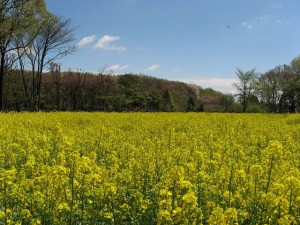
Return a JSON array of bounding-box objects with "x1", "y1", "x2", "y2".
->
[
  {"x1": 0, "y1": 51, "x2": 6, "y2": 111},
  {"x1": 56, "y1": 84, "x2": 60, "y2": 110},
  {"x1": 35, "y1": 70, "x2": 42, "y2": 111},
  {"x1": 19, "y1": 55, "x2": 33, "y2": 110},
  {"x1": 35, "y1": 51, "x2": 46, "y2": 111}
]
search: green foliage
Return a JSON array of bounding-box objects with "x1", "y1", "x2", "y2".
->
[
  {"x1": 2, "y1": 71, "x2": 237, "y2": 112},
  {"x1": 252, "y1": 55, "x2": 300, "y2": 113},
  {"x1": 0, "y1": 0, "x2": 50, "y2": 110},
  {"x1": 163, "y1": 89, "x2": 175, "y2": 112},
  {"x1": 186, "y1": 96, "x2": 196, "y2": 112}
]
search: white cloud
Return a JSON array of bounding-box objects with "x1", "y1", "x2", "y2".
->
[
  {"x1": 242, "y1": 15, "x2": 268, "y2": 29},
  {"x1": 258, "y1": 15, "x2": 268, "y2": 20},
  {"x1": 77, "y1": 35, "x2": 96, "y2": 48},
  {"x1": 94, "y1": 35, "x2": 126, "y2": 51},
  {"x1": 178, "y1": 78, "x2": 239, "y2": 94},
  {"x1": 276, "y1": 19, "x2": 290, "y2": 25},
  {"x1": 26, "y1": 47, "x2": 36, "y2": 56},
  {"x1": 106, "y1": 64, "x2": 129, "y2": 72},
  {"x1": 6, "y1": 49, "x2": 18, "y2": 58},
  {"x1": 7, "y1": 47, "x2": 36, "y2": 57},
  {"x1": 242, "y1": 22, "x2": 253, "y2": 29},
  {"x1": 145, "y1": 64, "x2": 160, "y2": 72}
]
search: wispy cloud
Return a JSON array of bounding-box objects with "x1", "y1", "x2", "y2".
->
[
  {"x1": 77, "y1": 35, "x2": 96, "y2": 48},
  {"x1": 145, "y1": 64, "x2": 160, "y2": 72},
  {"x1": 178, "y1": 78, "x2": 239, "y2": 94},
  {"x1": 242, "y1": 22, "x2": 253, "y2": 29},
  {"x1": 6, "y1": 49, "x2": 18, "y2": 58},
  {"x1": 242, "y1": 15, "x2": 269, "y2": 29},
  {"x1": 276, "y1": 19, "x2": 290, "y2": 25},
  {"x1": 106, "y1": 64, "x2": 129, "y2": 72},
  {"x1": 94, "y1": 35, "x2": 126, "y2": 51},
  {"x1": 8, "y1": 47, "x2": 36, "y2": 57}
]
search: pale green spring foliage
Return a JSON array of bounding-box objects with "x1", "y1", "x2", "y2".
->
[{"x1": 0, "y1": 112, "x2": 300, "y2": 224}]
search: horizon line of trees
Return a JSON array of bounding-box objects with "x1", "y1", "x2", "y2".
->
[
  {"x1": 2, "y1": 56, "x2": 300, "y2": 113},
  {"x1": 3, "y1": 67, "x2": 238, "y2": 112},
  {"x1": 234, "y1": 55, "x2": 300, "y2": 113}
]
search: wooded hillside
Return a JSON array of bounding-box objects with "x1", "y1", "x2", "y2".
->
[{"x1": 3, "y1": 69, "x2": 236, "y2": 112}]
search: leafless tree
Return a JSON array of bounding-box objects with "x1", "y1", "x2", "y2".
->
[
  {"x1": 233, "y1": 68, "x2": 257, "y2": 112},
  {"x1": 24, "y1": 14, "x2": 76, "y2": 111}
]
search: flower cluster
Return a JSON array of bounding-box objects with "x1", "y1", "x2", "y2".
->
[{"x1": 0, "y1": 112, "x2": 300, "y2": 224}]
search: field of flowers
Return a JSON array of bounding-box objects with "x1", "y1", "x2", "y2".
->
[{"x1": 0, "y1": 112, "x2": 300, "y2": 224}]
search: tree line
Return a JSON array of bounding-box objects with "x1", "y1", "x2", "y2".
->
[
  {"x1": 3, "y1": 67, "x2": 238, "y2": 112},
  {"x1": 234, "y1": 55, "x2": 300, "y2": 113}
]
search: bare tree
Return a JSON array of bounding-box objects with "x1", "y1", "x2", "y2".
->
[
  {"x1": 24, "y1": 14, "x2": 76, "y2": 111},
  {"x1": 96, "y1": 67, "x2": 114, "y2": 95},
  {"x1": 49, "y1": 62, "x2": 61, "y2": 110},
  {"x1": 233, "y1": 68, "x2": 257, "y2": 112},
  {"x1": 63, "y1": 70, "x2": 86, "y2": 111}
]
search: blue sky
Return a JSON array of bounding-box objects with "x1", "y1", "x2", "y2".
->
[{"x1": 45, "y1": 0, "x2": 300, "y2": 93}]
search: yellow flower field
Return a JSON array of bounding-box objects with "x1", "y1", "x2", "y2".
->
[{"x1": 0, "y1": 113, "x2": 300, "y2": 224}]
